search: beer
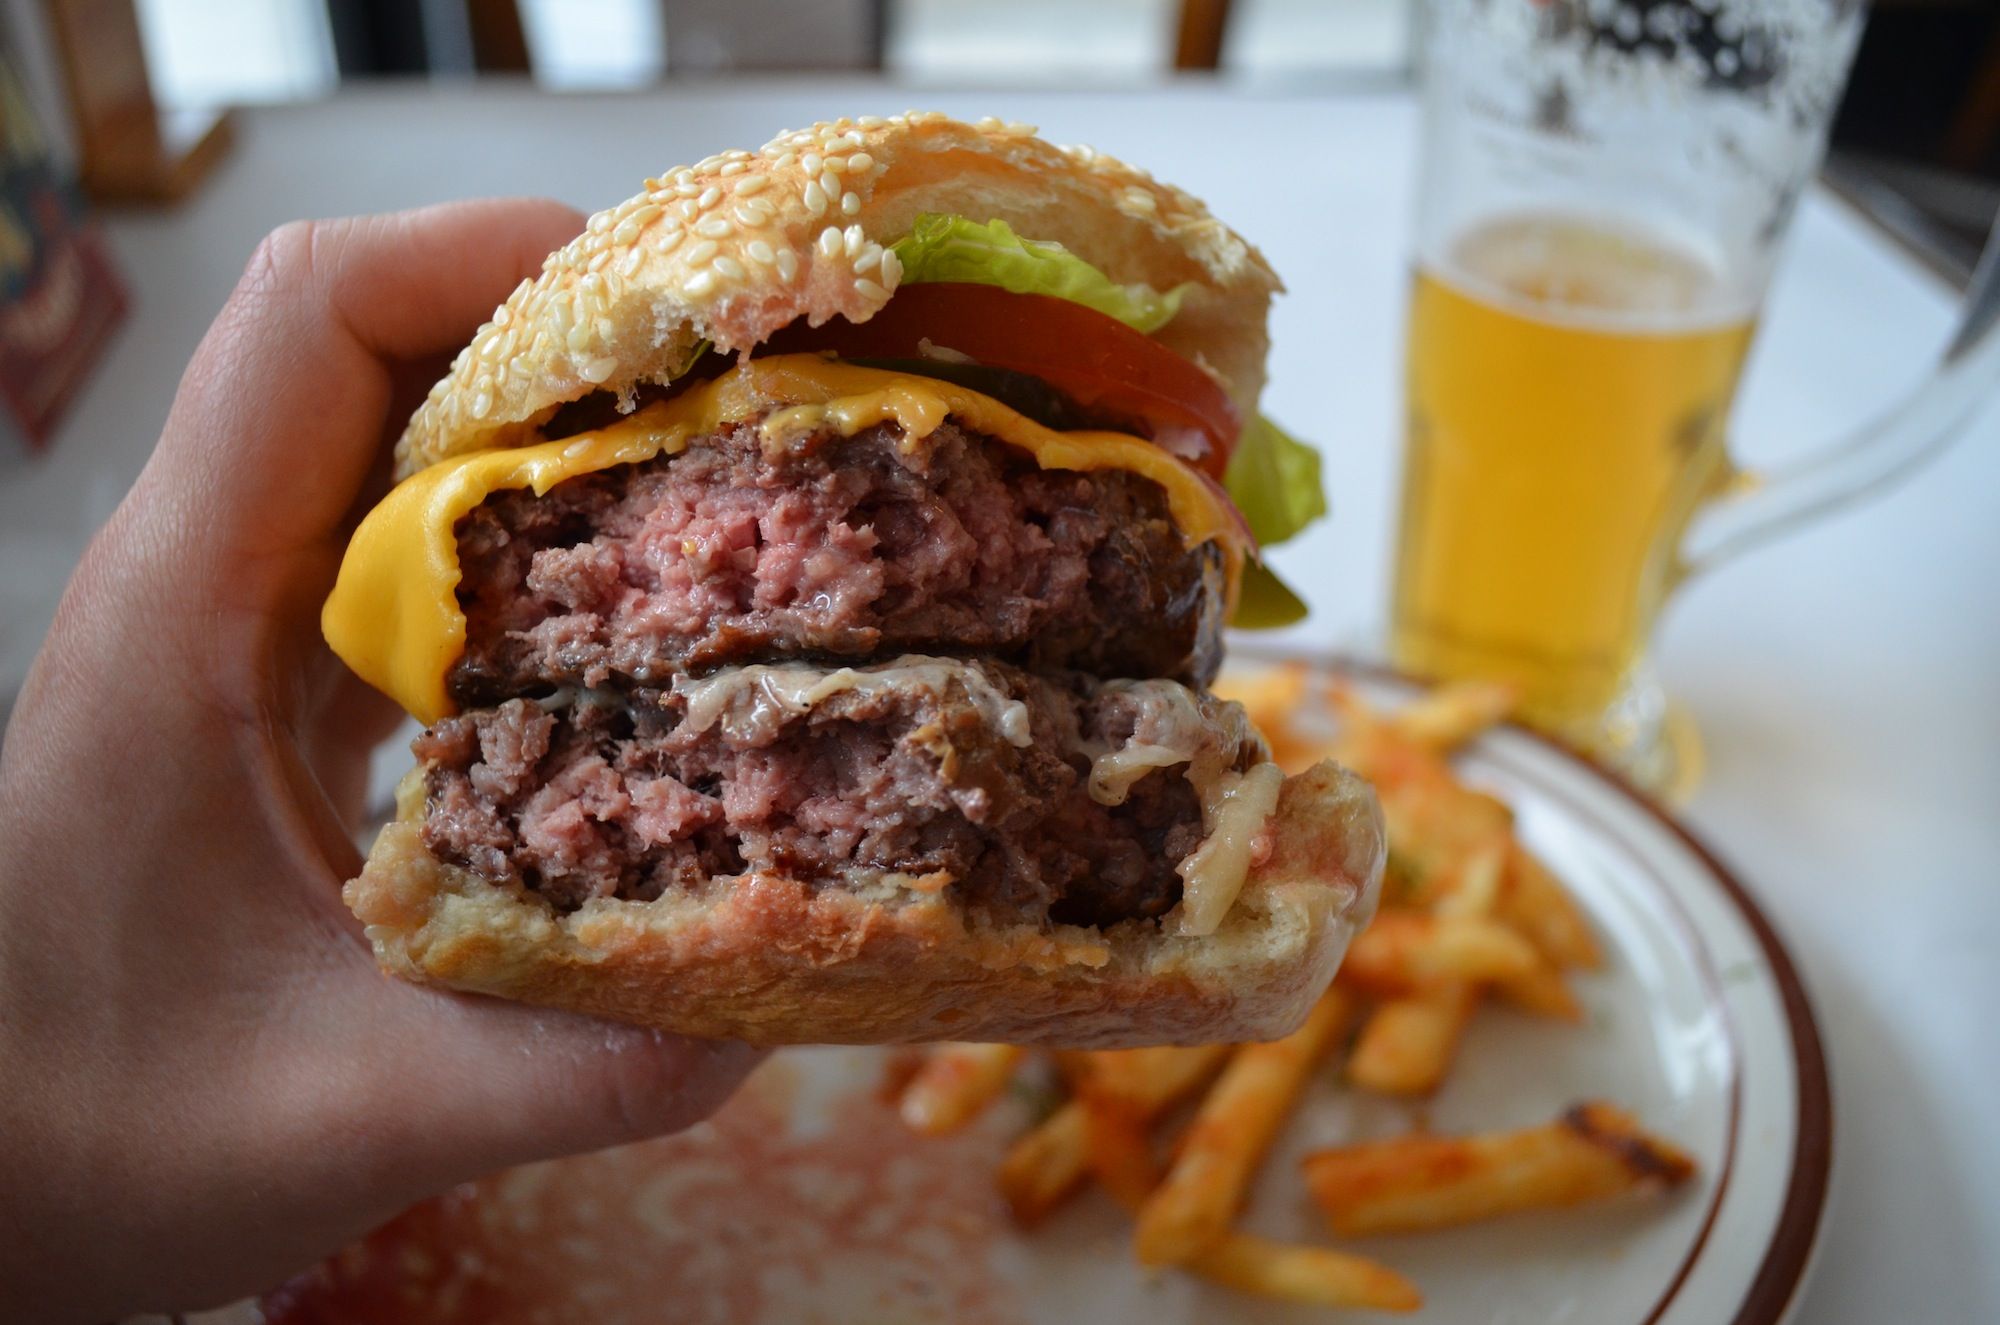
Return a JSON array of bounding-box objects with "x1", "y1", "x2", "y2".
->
[{"x1": 1391, "y1": 215, "x2": 1759, "y2": 744}]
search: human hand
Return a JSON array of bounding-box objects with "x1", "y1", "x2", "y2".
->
[{"x1": 0, "y1": 201, "x2": 763, "y2": 1323}]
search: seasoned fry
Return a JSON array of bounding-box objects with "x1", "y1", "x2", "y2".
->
[
  {"x1": 1077, "y1": 1062, "x2": 1424, "y2": 1315},
  {"x1": 1492, "y1": 960, "x2": 1585, "y2": 1022},
  {"x1": 1349, "y1": 845, "x2": 1504, "y2": 1095},
  {"x1": 897, "y1": 1043, "x2": 1027, "y2": 1136},
  {"x1": 995, "y1": 1045, "x2": 1228, "y2": 1225},
  {"x1": 1347, "y1": 982, "x2": 1480, "y2": 1096},
  {"x1": 1303, "y1": 1102, "x2": 1697, "y2": 1237},
  {"x1": 1384, "y1": 680, "x2": 1517, "y2": 752},
  {"x1": 1502, "y1": 844, "x2": 1604, "y2": 969},
  {"x1": 1135, "y1": 990, "x2": 1357, "y2": 1265},
  {"x1": 1339, "y1": 910, "x2": 1543, "y2": 995},
  {"x1": 1191, "y1": 1233, "x2": 1423, "y2": 1313}
]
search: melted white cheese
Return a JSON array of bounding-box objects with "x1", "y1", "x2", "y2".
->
[
  {"x1": 673, "y1": 655, "x2": 1035, "y2": 748},
  {"x1": 1174, "y1": 760, "x2": 1286, "y2": 937}
]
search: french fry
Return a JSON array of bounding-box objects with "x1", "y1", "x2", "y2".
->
[
  {"x1": 1492, "y1": 960, "x2": 1585, "y2": 1022},
  {"x1": 1385, "y1": 680, "x2": 1517, "y2": 752},
  {"x1": 1134, "y1": 990, "x2": 1357, "y2": 1265},
  {"x1": 1303, "y1": 1102, "x2": 1697, "y2": 1237},
  {"x1": 897, "y1": 1043, "x2": 1027, "y2": 1136},
  {"x1": 1349, "y1": 845, "x2": 1504, "y2": 1095},
  {"x1": 1339, "y1": 909, "x2": 1543, "y2": 995},
  {"x1": 1191, "y1": 1233, "x2": 1423, "y2": 1313},
  {"x1": 1502, "y1": 844, "x2": 1604, "y2": 969},
  {"x1": 1077, "y1": 1063, "x2": 1424, "y2": 1315},
  {"x1": 995, "y1": 1045, "x2": 1228, "y2": 1225},
  {"x1": 1347, "y1": 982, "x2": 1480, "y2": 1096}
]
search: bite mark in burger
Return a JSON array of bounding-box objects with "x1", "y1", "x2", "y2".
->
[{"x1": 324, "y1": 112, "x2": 1383, "y2": 1046}]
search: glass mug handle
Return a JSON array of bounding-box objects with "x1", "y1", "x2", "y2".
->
[{"x1": 1679, "y1": 211, "x2": 2000, "y2": 578}]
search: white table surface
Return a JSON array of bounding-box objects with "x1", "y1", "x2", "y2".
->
[{"x1": 5, "y1": 82, "x2": 1996, "y2": 1321}]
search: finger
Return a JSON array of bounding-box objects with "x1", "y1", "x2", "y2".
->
[
  {"x1": 153, "y1": 198, "x2": 582, "y2": 559},
  {"x1": 312, "y1": 977, "x2": 764, "y2": 1201}
]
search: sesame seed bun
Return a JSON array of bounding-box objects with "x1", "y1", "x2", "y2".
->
[
  {"x1": 395, "y1": 111, "x2": 1282, "y2": 479},
  {"x1": 346, "y1": 760, "x2": 1382, "y2": 1048}
]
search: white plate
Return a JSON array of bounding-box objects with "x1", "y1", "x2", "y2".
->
[{"x1": 246, "y1": 671, "x2": 1829, "y2": 1325}]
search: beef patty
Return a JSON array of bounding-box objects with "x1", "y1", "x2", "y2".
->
[
  {"x1": 447, "y1": 417, "x2": 1224, "y2": 707},
  {"x1": 416, "y1": 657, "x2": 1264, "y2": 928}
]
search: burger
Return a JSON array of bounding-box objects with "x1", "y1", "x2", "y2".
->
[{"x1": 326, "y1": 112, "x2": 1383, "y2": 1047}]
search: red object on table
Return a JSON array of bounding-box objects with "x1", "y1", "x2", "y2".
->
[{"x1": 0, "y1": 35, "x2": 130, "y2": 454}]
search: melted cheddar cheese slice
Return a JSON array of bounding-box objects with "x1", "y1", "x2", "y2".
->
[{"x1": 323, "y1": 355, "x2": 1251, "y2": 723}]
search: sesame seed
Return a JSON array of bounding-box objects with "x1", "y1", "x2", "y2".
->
[
  {"x1": 580, "y1": 356, "x2": 618, "y2": 384},
  {"x1": 718, "y1": 161, "x2": 747, "y2": 176},
  {"x1": 843, "y1": 224, "x2": 866, "y2": 257},
  {"x1": 1122, "y1": 187, "x2": 1158, "y2": 213},
  {"x1": 1004, "y1": 121, "x2": 1036, "y2": 136},
  {"x1": 493, "y1": 305, "x2": 512, "y2": 327},
  {"x1": 736, "y1": 174, "x2": 770, "y2": 196},
  {"x1": 774, "y1": 250, "x2": 798, "y2": 283},
  {"x1": 841, "y1": 191, "x2": 861, "y2": 215},
  {"x1": 857, "y1": 115, "x2": 884, "y2": 128},
  {"x1": 847, "y1": 151, "x2": 873, "y2": 172},
  {"x1": 854, "y1": 277, "x2": 888, "y2": 300},
  {"x1": 695, "y1": 217, "x2": 733, "y2": 239},
  {"x1": 819, "y1": 169, "x2": 841, "y2": 199},
  {"x1": 695, "y1": 187, "x2": 720, "y2": 210},
  {"x1": 853, "y1": 244, "x2": 881, "y2": 273},
  {"x1": 773, "y1": 152, "x2": 796, "y2": 170},
  {"x1": 619, "y1": 247, "x2": 645, "y2": 277},
  {"x1": 471, "y1": 389, "x2": 493, "y2": 419},
  {"x1": 732, "y1": 204, "x2": 766, "y2": 227},
  {"x1": 822, "y1": 155, "x2": 845, "y2": 174},
  {"x1": 713, "y1": 256, "x2": 745, "y2": 280},
  {"x1": 880, "y1": 249, "x2": 903, "y2": 288},
  {"x1": 803, "y1": 182, "x2": 828, "y2": 216},
  {"x1": 581, "y1": 272, "x2": 605, "y2": 296},
  {"x1": 596, "y1": 317, "x2": 614, "y2": 342},
  {"x1": 685, "y1": 238, "x2": 719, "y2": 264},
  {"x1": 676, "y1": 199, "x2": 701, "y2": 222},
  {"x1": 566, "y1": 324, "x2": 593, "y2": 352},
  {"x1": 587, "y1": 209, "x2": 614, "y2": 233},
  {"x1": 684, "y1": 270, "x2": 717, "y2": 298},
  {"x1": 817, "y1": 227, "x2": 843, "y2": 257},
  {"x1": 693, "y1": 154, "x2": 724, "y2": 173},
  {"x1": 746, "y1": 239, "x2": 777, "y2": 265},
  {"x1": 807, "y1": 152, "x2": 828, "y2": 174},
  {"x1": 675, "y1": 181, "x2": 701, "y2": 198},
  {"x1": 975, "y1": 116, "x2": 1003, "y2": 131}
]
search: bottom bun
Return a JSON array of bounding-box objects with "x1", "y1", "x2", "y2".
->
[{"x1": 344, "y1": 759, "x2": 1384, "y2": 1048}]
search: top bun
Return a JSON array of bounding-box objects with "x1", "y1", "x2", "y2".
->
[{"x1": 396, "y1": 112, "x2": 1282, "y2": 479}]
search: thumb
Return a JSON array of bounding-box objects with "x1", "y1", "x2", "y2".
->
[{"x1": 325, "y1": 977, "x2": 765, "y2": 1201}]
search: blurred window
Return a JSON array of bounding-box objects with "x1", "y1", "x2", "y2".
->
[
  {"x1": 134, "y1": 0, "x2": 337, "y2": 109},
  {"x1": 517, "y1": 0, "x2": 664, "y2": 88},
  {"x1": 888, "y1": 0, "x2": 1174, "y2": 81},
  {"x1": 1227, "y1": 0, "x2": 1411, "y2": 77}
]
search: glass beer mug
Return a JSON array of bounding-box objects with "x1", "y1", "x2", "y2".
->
[{"x1": 1392, "y1": 0, "x2": 2000, "y2": 793}]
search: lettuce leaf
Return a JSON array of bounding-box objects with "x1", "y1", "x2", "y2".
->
[
  {"x1": 1223, "y1": 416, "x2": 1323, "y2": 629},
  {"x1": 890, "y1": 214, "x2": 1190, "y2": 333},
  {"x1": 1225, "y1": 414, "x2": 1326, "y2": 547}
]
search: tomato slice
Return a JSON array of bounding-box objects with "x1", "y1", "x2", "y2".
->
[{"x1": 758, "y1": 283, "x2": 1243, "y2": 478}]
